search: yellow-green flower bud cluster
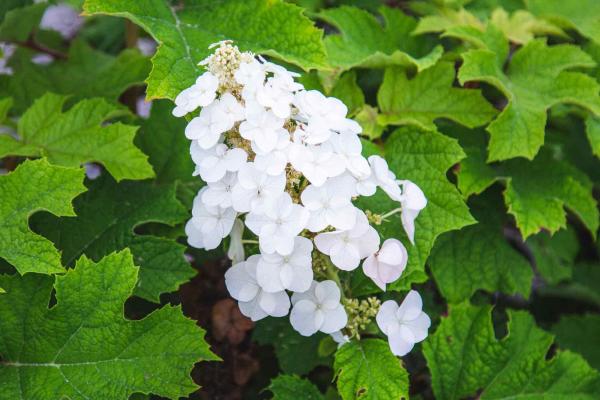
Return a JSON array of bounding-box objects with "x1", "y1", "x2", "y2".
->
[{"x1": 343, "y1": 297, "x2": 381, "y2": 339}]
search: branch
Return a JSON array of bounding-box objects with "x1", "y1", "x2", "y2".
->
[{"x1": 14, "y1": 37, "x2": 67, "y2": 60}]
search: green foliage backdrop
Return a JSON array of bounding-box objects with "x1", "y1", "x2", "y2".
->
[{"x1": 0, "y1": 0, "x2": 599, "y2": 399}]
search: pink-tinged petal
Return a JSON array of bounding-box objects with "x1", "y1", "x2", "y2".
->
[
  {"x1": 363, "y1": 255, "x2": 386, "y2": 291},
  {"x1": 397, "y1": 290, "x2": 423, "y2": 321},
  {"x1": 320, "y1": 305, "x2": 348, "y2": 334},
  {"x1": 378, "y1": 239, "x2": 408, "y2": 267},
  {"x1": 377, "y1": 263, "x2": 403, "y2": 286},
  {"x1": 290, "y1": 299, "x2": 319, "y2": 336}
]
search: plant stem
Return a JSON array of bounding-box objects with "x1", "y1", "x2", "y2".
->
[
  {"x1": 324, "y1": 258, "x2": 345, "y2": 301},
  {"x1": 380, "y1": 207, "x2": 402, "y2": 220},
  {"x1": 15, "y1": 37, "x2": 67, "y2": 60}
]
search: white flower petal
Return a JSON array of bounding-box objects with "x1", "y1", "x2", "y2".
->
[
  {"x1": 397, "y1": 290, "x2": 423, "y2": 321},
  {"x1": 290, "y1": 299, "x2": 319, "y2": 336},
  {"x1": 320, "y1": 304, "x2": 348, "y2": 334}
]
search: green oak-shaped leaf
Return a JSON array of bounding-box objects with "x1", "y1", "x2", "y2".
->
[
  {"x1": 0, "y1": 92, "x2": 154, "y2": 181},
  {"x1": 489, "y1": 8, "x2": 566, "y2": 44},
  {"x1": 0, "y1": 40, "x2": 150, "y2": 113},
  {"x1": 268, "y1": 375, "x2": 324, "y2": 400},
  {"x1": 0, "y1": 1, "x2": 33, "y2": 23},
  {"x1": 503, "y1": 152, "x2": 599, "y2": 239},
  {"x1": 334, "y1": 339, "x2": 408, "y2": 400},
  {"x1": 318, "y1": 6, "x2": 443, "y2": 72},
  {"x1": 0, "y1": 2, "x2": 46, "y2": 42},
  {"x1": 0, "y1": 250, "x2": 218, "y2": 400},
  {"x1": 423, "y1": 303, "x2": 600, "y2": 400},
  {"x1": 527, "y1": 0, "x2": 600, "y2": 44},
  {"x1": 135, "y1": 99, "x2": 195, "y2": 185},
  {"x1": 458, "y1": 36, "x2": 600, "y2": 161},
  {"x1": 378, "y1": 62, "x2": 497, "y2": 130},
  {"x1": 0, "y1": 97, "x2": 11, "y2": 123},
  {"x1": 413, "y1": 7, "x2": 484, "y2": 35},
  {"x1": 416, "y1": 7, "x2": 564, "y2": 45},
  {"x1": 429, "y1": 220, "x2": 532, "y2": 304},
  {"x1": 83, "y1": 0, "x2": 327, "y2": 100},
  {"x1": 0, "y1": 159, "x2": 85, "y2": 275},
  {"x1": 527, "y1": 228, "x2": 578, "y2": 284},
  {"x1": 253, "y1": 316, "x2": 329, "y2": 375},
  {"x1": 456, "y1": 144, "x2": 497, "y2": 199},
  {"x1": 586, "y1": 116, "x2": 600, "y2": 158},
  {"x1": 554, "y1": 314, "x2": 600, "y2": 370},
  {"x1": 32, "y1": 176, "x2": 194, "y2": 303},
  {"x1": 455, "y1": 135, "x2": 599, "y2": 239},
  {"x1": 356, "y1": 127, "x2": 475, "y2": 293}
]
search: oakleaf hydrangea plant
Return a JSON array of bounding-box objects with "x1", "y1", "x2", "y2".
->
[{"x1": 173, "y1": 41, "x2": 430, "y2": 356}]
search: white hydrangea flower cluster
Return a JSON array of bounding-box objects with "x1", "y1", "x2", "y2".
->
[{"x1": 173, "y1": 41, "x2": 430, "y2": 356}]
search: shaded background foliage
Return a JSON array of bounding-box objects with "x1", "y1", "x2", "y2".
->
[{"x1": 0, "y1": 0, "x2": 599, "y2": 399}]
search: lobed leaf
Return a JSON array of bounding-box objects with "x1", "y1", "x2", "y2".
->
[
  {"x1": 0, "y1": 92, "x2": 153, "y2": 181},
  {"x1": 527, "y1": 0, "x2": 600, "y2": 44},
  {"x1": 527, "y1": 228, "x2": 578, "y2": 284},
  {"x1": 334, "y1": 339, "x2": 408, "y2": 400},
  {"x1": 459, "y1": 37, "x2": 600, "y2": 161},
  {"x1": 0, "y1": 250, "x2": 218, "y2": 399},
  {"x1": 376, "y1": 127, "x2": 474, "y2": 291},
  {"x1": 318, "y1": 6, "x2": 443, "y2": 72},
  {"x1": 378, "y1": 62, "x2": 497, "y2": 130},
  {"x1": 253, "y1": 316, "x2": 329, "y2": 375},
  {"x1": 83, "y1": 0, "x2": 327, "y2": 100},
  {"x1": 0, "y1": 159, "x2": 85, "y2": 275},
  {"x1": 429, "y1": 218, "x2": 532, "y2": 304},
  {"x1": 423, "y1": 303, "x2": 600, "y2": 399},
  {"x1": 0, "y1": 40, "x2": 150, "y2": 114},
  {"x1": 32, "y1": 175, "x2": 193, "y2": 303},
  {"x1": 268, "y1": 375, "x2": 324, "y2": 400},
  {"x1": 553, "y1": 314, "x2": 600, "y2": 370}
]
